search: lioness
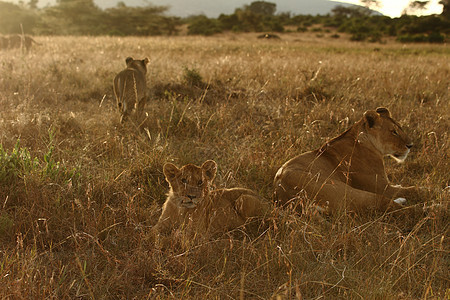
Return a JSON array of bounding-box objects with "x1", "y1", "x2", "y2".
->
[
  {"x1": 7, "y1": 34, "x2": 40, "y2": 51},
  {"x1": 155, "y1": 160, "x2": 268, "y2": 234},
  {"x1": 113, "y1": 57, "x2": 149, "y2": 123},
  {"x1": 274, "y1": 107, "x2": 425, "y2": 213},
  {"x1": 0, "y1": 36, "x2": 8, "y2": 50}
]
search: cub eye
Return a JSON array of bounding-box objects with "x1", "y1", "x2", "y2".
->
[
  {"x1": 391, "y1": 130, "x2": 398, "y2": 136},
  {"x1": 181, "y1": 178, "x2": 187, "y2": 184},
  {"x1": 197, "y1": 180, "x2": 203, "y2": 186}
]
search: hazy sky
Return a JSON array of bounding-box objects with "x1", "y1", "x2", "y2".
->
[
  {"x1": 3, "y1": 0, "x2": 445, "y2": 18},
  {"x1": 339, "y1": 0, "x2": 443, "y2": 17}
]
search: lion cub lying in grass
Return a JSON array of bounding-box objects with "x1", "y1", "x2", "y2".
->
[
  {"x1": 274, "y1": 107, "x2": 427, "y2": 213},
  {"x1": 155, "y1": 160, "x2": 268, "y2": 234},
  {"x1": 113, "y1": 57, "x2": 149, "y2": 123}
]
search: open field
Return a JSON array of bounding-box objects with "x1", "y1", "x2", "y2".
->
[{"x1": 0, "y1": 33, "x2": 449, "y2": 299}]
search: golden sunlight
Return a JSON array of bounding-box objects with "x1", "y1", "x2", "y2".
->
[{"x1": 339, "y1": 0, "x2": 443, "y2": 17}]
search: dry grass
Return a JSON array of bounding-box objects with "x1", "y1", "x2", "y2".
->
[{"x1": 0, "y1": 33, "x2": 448, "y2": 299}]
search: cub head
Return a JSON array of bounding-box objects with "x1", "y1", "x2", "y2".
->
[
  {"x1": 362, "y1": 107, "x2": 413, "y2": 162},
  {"x1": 163, "y1": 160, "x2": 217, "y2": 208},
  {"x1": 125, "y1": 56, "x2": 149, "y2": 74}
]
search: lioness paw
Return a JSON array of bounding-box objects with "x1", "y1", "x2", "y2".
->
[{"x1": 394, "y1": 197, "x2": 407, "y2": 205}]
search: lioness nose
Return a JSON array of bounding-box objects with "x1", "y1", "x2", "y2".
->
[
  {"x1": 187, "y1": 195, "x2": 195, "y2": 200},
  {"x1": 406, "y1": 143, "x2": 413, "y2": 149}
]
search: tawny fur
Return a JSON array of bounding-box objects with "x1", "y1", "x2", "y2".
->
[
  {"x1": 155, "y1": 160, "x2": 268, "y2": 234},
  {"x1": 274, "y1": 107, "x2": 426, "y2": 213},
  {"x1": 113, "y1": 57, "x2": 149, "y2": 123},
  {"x1": 5, "y1": 34, "x2": 40, "y2": 51}
]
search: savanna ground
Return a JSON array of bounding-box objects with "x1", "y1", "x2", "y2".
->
[{"x1": 0, "y1": 32, "x2": 449, "y2": 299}]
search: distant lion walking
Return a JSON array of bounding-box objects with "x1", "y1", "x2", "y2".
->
[
  {"x1": 113, "y1": 57, "x2": 149, "y2": 124},
  {"x1": 7, "y1": 34, "x2": 41, "y2": 51},
  {"x1": 0, "y1": 36, "x2": 8, "y2": 50}
]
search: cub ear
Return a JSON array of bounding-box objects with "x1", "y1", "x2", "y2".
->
[
  {"x1": 364, "y1": 110, "x2": 380, "y2": 128},
  {"x1": 143, "y1": 57, "x2": 149, "y2": 65},
  {"x1": 201, "y1": 160, "x2": 217, "y2": 182},
  {"x1": 125, "y1": 57, "x2": 133, "y2": 66},
  {"x1": 376, "y1": 107, "x2": 391, "y2": 118},
  {"x1": 163, "y1": 163, "x2": 180, "y2": 181}
]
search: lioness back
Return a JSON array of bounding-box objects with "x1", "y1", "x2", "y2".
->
[
  {"x1": 274, "y1": 107, "x2": 421, "y2": 213},
  {"x1": 113, "y1": 57, "x2": 149, "y2": 123}
]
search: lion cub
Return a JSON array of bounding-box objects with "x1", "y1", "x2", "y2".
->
[
  {"x1": 113, "y1": 57, "x2": 149, "y2": 123},
  {"x1": 155, "y1": 160, "x2": 268, "y2": 234}
]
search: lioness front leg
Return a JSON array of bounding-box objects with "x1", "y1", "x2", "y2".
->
[
  {"x1": 277, "y1": 170, "x2": 404, "y2": 213},
  {"x1": 384, "y1": 185, "x2": 430, "y2": 203},
  {"x1": 311, "y1": 180, "x2": 404, "y2": 213}
]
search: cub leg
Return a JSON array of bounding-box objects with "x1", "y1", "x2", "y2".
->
[{"x1": 235, "y1": 194, "x2": 267, "y2": 219}]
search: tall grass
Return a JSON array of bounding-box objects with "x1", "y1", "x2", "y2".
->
[{"x1": 0, "y1": 33, "x2": 448, "y2": 299}]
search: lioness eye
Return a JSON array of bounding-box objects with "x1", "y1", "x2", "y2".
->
[
  {"x1": 181, "y1": 178, "x2": 187, "y2": 184},
  {"x1": 197, "y1": 180, "x2": 203, "y2": 186},
  {"x1": 392, "y1": 130, "x2": 398, "y2": 136}
]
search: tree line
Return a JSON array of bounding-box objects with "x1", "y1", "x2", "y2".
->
[
  {"x1": 0, "y1": 0, "x2": 448, "y2": 43},
  {"x1": 0, "y1": 0, "x2": 180, "y2": 36}
]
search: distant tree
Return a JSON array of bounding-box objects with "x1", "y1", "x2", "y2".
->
[
  {"x1": 37, "y1": 0, "x2": 175, "y2": 35},
  {"x1": 234, "y1": 8, "x2": 263, "y2": 31},
  {"x1": 403, "y1": 1, "x2": 430, "y2": 15},
  {"x1": 332, "y1": 5, "x2": 372, "y2": 18},
  {"x1": 246, "y1": 1, "x2": 276, "y2": 16},
  {"x1": 440, "y1": 0, "x2": 449, "y2": 19},
  {"x1": 42, "y1": 0, "x2": 104, "y2": 34},
  {"x1": 28, "y1": 0, "x2": 38, "y2": 9},
  {"x1": 218, "y1": 13, "x2": 239, "y2": 30},
  {"x1": 104, "y1": 3, "x2": 175, "y2": 36},
  {"x1": 360, "y1": 0, "x2": 381, "y2": 9},
  {"x1": 410, "y1": 1, "x2": 429, "y2": 9},
  {"x1": 0, "y1": 2, "x2": 39, "y2": 34},
  {"x1": 187, "y1": 15, "x2": 222, "y2": 36}
]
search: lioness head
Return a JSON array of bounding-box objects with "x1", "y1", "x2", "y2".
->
[
  {"x1": 125, "y1": 56, "x2": 149, "y2": 74},
  {"x1": 362, "y1": 107, "x2": 413, "y2": 162},
  {"x1": 163, "y1": 160, "x2": 217, "y2": 208}
]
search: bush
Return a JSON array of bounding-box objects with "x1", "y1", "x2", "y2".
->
[
  {"x1": 428, "y1": 31, "x2": 445, "y2": 43},
  {"x1": 350, "y1": 32, "x2": 367, "y2": 41},
  {"x1": 397, "y1": 32, "x2": 445, "y2": 43},
  {"x1": 187, "y1": 15, "x2": 222, "y2": 36},
  {"x1": 0, "y1": 137, "x2": 80, "y2": 186},
  {"x1": 0, "y1": 141, "x2": 39, "y2": 184},
  {"x1": 182, "y1": 67, "x2": 204, "y2": 87}
]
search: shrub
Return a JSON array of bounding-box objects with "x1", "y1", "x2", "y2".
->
[
  {"x1": 428, "y1": 31, "x2": 445, "y2": 43},
  {"x1": 0, "y1": 140, "x2": 39, "y2": 184},
  {"x1": 397, "y1": 32, "x2": 444, "y2": 43},
  {"x1": 0, "y1": 137, "x2": 80, "y2": 186},
  {"x1": 182, "y1": 67, "x2": 204, "y2": 87},
  {"x1": 187, "y1": 15, "x2": 222, "y2": 36}
]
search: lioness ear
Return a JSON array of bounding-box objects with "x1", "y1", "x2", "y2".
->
[
  {"x1": 163, "y1": 163, "x2": 180, "y2": 181},
  {"x1": 143, "y1": 57, "x2": 149, "y2": 65},
  {"x1": 364, "y1": 110, "x2": 379, "y2": 128},
  {"x1": 125, "y1": 57, "x2": 133, "y2": 66},
  {"x1": 376, "y1": 107, "x2": 391, "y2": 118},
  {"x1": 201, "y1": 160, "x2": 217, "y2": 182}
]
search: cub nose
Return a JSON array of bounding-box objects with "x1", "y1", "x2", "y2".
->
[{"x1": 406, "y1": 143, "x2": 413, "y2": 149}]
